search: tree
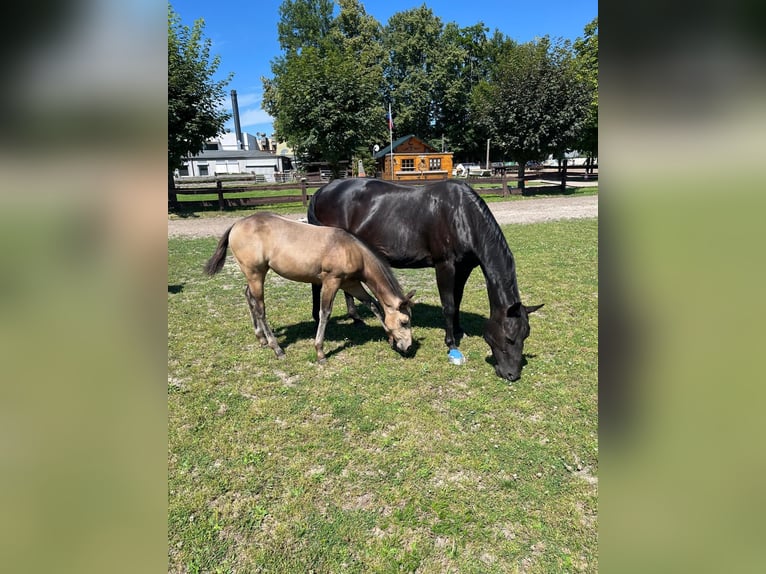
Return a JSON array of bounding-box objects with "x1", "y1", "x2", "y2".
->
[
  {"x1": 263, "y1": 0, "x2": 384, "y2": 177},
  {"x1": 573, "y1": 17, "x2": 598, "y2": 173},
  {"x1": 471, "y1": 37, "x2": 592, "y2": 192},
  {"x1": 381, "y1": 6, "x2": 450, "y2": 143},
  {"x1": 168, "y1": 3, "x2": 232, "y2": 209}
]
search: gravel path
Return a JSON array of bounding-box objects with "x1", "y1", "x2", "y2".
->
[{"x1": 168, "y1": 194, "x2": 597, "y2": 238}]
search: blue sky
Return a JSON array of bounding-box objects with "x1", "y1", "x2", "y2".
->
[{"x1": 172, "y1": 0, "x2": 597, "y2": 136}]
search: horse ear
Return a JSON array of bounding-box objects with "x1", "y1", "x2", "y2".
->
[
  {"x1": 506, "y1": 301, "x2": 522, "y2": 317},
  {"x1": 400, "y1": 289, "x2": 416, "y2": 311},
  {"x1": 525, "y1": 303, "x2": 544, "y2": 314}
]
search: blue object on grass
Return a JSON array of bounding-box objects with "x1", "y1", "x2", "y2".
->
[{"x1": 447, "y1": 348, "x2": 465, "y2": 365}]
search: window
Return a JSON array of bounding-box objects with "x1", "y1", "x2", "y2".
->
[
  {"x1": 177, "y1": 164, "x2": 189, "y2": 176},
  {"x1": 429, "y1": 158, "x2": 442, "y2": 170},
  {"x1": 198, "y1": 164, "x2": 209, "y2": 176},
  {"x1": 401, "y1": 158, "x2": 415, "y2": 171}
]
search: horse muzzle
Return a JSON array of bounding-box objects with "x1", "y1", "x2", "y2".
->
[
  {"x1": 390, "y1": 335, "x2": 413, "y2": 356},
  {"x1": 495, "y1": 364, "x2": 521, "y2": 382}
]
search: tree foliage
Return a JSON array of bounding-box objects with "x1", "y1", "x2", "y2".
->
[
  {"x1": 168, "y1": 3, "x2": 232, "y2": 175},
  {"x1": 263, "y1": 0, "x2": 383, "y2": 175},
  {"x1": 573, "y1": 17, "x2": 598, "y2": 161},
  {"x1": 470, "y1": 37, "x2": 592, "y2": 188},
  {"x1": 262, "y1": 1, "x2": 597, "y2": 172}
]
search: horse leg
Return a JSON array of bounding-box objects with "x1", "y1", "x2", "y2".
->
[
  {"x1": 313, "y1": 279, "x2": 363, "y2": 328},
  {"x1": 343, "y1": 282, "x2": 384, "y2": 324},
  {"x1": 435, "y1": 261, "x2": 460, "y2": 350},
  {"x1": 344, "y1": 292, "x2": 366, "y2": 326},
  {"x1": 246, "y1": 275, "x2": 285, "y2": 359},
  {"x1": 244, "y1": 286, "x2": 267, "y2": 346},
  {"x1": 314, "y1": 279, "x2": 340, "y2": 364},
  {"x1": 451, "y1": 264, "x2": 474, "y2": 343},
  {"x1": 311, "y1": 283, "x2": 321, "y2": 324}
]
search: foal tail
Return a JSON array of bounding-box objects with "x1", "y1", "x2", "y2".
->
[{"x1": 203, "y1": 225, "x2": 234, "y2": 276}]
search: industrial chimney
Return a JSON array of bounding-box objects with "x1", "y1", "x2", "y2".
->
[{"x1": 230, "y1": 89, "x2": 244, "y2": 150}]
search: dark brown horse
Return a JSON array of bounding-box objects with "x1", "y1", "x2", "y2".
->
[
  {"x1": 308, "y1": 179, "x2": 542, "y2": 381},
  {"x1": 204, "y1": 212, "x2": 415, "y2": 363}
]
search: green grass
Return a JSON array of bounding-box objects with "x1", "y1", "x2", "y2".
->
[{"x1": 168, "y1": 217, "x2": 598, "y2": 573}]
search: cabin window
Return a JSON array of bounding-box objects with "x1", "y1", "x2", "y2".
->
[
  {"x1": 429, "y1": 158, "x2": 442, "y2": 170},
  {"x1": 401, "y1": 158, "x2": 415, "y2": 171}
]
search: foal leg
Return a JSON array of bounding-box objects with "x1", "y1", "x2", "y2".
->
[
  {"x1": 314, "y1": 280, "x2": 340, "y2": 364},
  {"x1": 246, "y1": 275, "x2": 285, "y2": 359},
  {"x1": 315, "y1": 284, "x2": 362, "y2": 328},
  {"x1": 244, "y1": 286, "x2": 267, "y2": 346},
  {"x1": 344, "y1": 292, "x2": 366, "y2": 326},
  {"x1": 343, "y1": 282, "x2": 384, "y2": 324}
]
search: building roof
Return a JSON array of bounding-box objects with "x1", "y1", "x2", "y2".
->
[
  {"x1": 186, "y1": 149, "x2": 288, "y2": 160},
  {"x1": 374, "y1": 134, "x2": 439, "y2": 159}
]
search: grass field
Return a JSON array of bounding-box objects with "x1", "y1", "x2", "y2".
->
[{"x1": 168, "y1": 217, "x2": 598, "y2": 573}]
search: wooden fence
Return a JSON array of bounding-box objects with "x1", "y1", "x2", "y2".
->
[{"x1": 171, "y1": 167, "x2": 596, "y2": 211}]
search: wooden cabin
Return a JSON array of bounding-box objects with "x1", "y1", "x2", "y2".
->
[{"x1": 374, "y1": 135, "x2": 453, "y2": 181}]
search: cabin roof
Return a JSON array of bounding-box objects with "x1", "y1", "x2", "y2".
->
[{"x1": 374, "y1": 134, "x2": 439, "y2": 159}]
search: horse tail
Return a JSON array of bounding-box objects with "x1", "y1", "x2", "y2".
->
[{"x1": 203, "y1": 225, "x2": 234, "y2": 276}]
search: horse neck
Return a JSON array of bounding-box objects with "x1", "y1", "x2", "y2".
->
[
  {"x1": 360, "y1": 250, "x2": 402, "y2": 308},
  {"x1": 474, "y1": 222, "x2": 522, "y2": 313}
]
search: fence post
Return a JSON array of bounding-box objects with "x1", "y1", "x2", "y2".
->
[
  {"x1": 216, "y1": 179, "x2": 225, "y2": 211},
  {"x1": 301, "y1": 178, "x2": 308, "y2": 208}
]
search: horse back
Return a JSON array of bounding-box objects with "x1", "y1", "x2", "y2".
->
[
  {"x1": 228, "y1": 212, "x2": 366, "y2": 283},
  {"x1": 309, "y1": 178, "x2": 485, "y2": 267}
]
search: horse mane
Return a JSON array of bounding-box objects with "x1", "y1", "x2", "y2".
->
[
  {"x1": 352, "y1": 235, "x2": 406, "y2": 299},
  {"x1": 450, "y1": 181, "x2": 520, "y2": 301}
]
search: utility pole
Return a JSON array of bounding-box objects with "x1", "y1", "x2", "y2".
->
[{"x1": 486, "y1": 139, "x2": 491, "y2": 170}]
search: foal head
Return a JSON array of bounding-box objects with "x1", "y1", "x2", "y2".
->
[
  {"x1": 483, "y1": 302, "x2": 544, "y2": 382},
  {"x1": 382, "y1": 289, "x2": 416, "y2": 355}
]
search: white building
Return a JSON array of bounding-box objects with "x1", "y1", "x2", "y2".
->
[
  {"x1": 175, "y1": 131, "x2": 292, "y2": 182},
  {"x1": 177, "y1": 149, "x2": 293, "y2": 182}
]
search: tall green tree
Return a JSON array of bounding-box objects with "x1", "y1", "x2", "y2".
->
[
  {"x1": 573, "y1": 17, "x2": 598, "y2": 171},
  {"x1": 168, "y1": 3, "x2": 232, "y2": 208},
  {"x1": 471, "y1": 37, "x2": 592, "y2": 192},
  {"x1": 381, "y1": 5, "x2": 444, "y2": 141},
  {"x1": 263, "y1": 0, "x2": 384, "y2": 176},
  {"x1": 431, "y1": 22, "x2": 492, "y2": 159}
]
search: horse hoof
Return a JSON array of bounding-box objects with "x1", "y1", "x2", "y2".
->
[
  {"x1": 447, "y1": 349, "x2": 466, "y2": 365},
  {"x1": 317, "y1": 357, "x2": 327, "y2": 365}
]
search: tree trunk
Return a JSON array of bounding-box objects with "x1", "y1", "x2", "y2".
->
[{"x1": 516, "y1": 164, "x2": 525, "y2": 195}]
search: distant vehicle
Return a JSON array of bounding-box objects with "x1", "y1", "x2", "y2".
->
[
  {"x1": 542, "y1": 153, "x2": 596, "y2": 167},
  {"x1": 452, "y1": 163, "x2": 491, "y2": 177}
]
